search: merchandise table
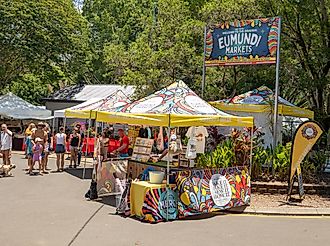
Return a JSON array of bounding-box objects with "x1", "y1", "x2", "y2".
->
[
  {"x1": 127, "y1": 166, "x2": 251, "y2": 223},
  {"x1": 130, "y1": 181, "x2": 177, "y2": 223}
]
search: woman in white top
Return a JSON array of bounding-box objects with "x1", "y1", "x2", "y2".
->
[{"x1": 55, "y1": 127, "x2": 67, "y2": 172}]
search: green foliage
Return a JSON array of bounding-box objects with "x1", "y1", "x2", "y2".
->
[
  {"x1": 197, "y1": 139, "x2": 235, "y2": 168},
  {"x1": 0, "y1": 0, "x2": 90, "y2": 91},
  {"x1": 271, "y1": 143, "x2": 292, "y2": 180},
  {"x1": 6, "y1": 74, "x2": 50, "y2": 105},
  {"x1": 0, "y1": 0, "x2": 329, "y2": 121}
]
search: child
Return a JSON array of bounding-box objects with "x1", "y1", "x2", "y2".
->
[
  {"x1": 25, "y1": 132, "x2": 34, "y2": 173},
  {"x1": 30, "y1": 137, "x2": 44, "y2": 175}
]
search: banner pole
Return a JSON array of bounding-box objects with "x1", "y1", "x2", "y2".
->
[
  {"x1": 166, "y1": 115, "x2": 170, "y2": 222},
  {"x1": 272, "y1": 17, "x2": 282, "y2": 174},
  {"x1": 83, "y1": 114, "x2": 91, "y2": 180},
  {"x1": 201, "y1": 25, "x2": 207, "y2": 98}
]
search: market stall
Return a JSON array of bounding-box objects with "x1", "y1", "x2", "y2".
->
[
  {"x1": 210, "y1": 86, "x2": 314, "y2": 147},
  {"x1": 0, "y1": 93, "x2": 53, "y2": 150},
  {"x1": 63, "y1": 90, "x2": 131, "y2": 178},
  {"x1": 95, "y1": 81, "x2": 254, "y2": 223}
]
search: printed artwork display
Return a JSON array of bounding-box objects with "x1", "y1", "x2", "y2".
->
[
  {"x1": 131, "y1": 138, "x2": 154, "y2": 163},
  {"x1": 175, "y1": 166, "x2": 250, "y2": 217},
  {"x1": 205, "y1": 18, "x2": 280, "y2": 66},
  {"x1": 141, "y1": 187, "x2": 178, "y2": 223},
  {"x1": 97, "y1": 160, "x2": 128, "y2": 195}
]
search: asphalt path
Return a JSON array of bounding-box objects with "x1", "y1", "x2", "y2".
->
[{"x1": 1, "y1": 153, "x2": 329, "y2": 246}]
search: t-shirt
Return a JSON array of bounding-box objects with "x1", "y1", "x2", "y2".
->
[
  {"x1": 186, "y1": 126, "x2": 208, "y2": 154},
  {"x1": 120, "y1": 135, "x2": 129, "y2": 154},
  {"x1": 0, "y1": 130, "x2": 12, "y2": 150},
  {"x1": 25, "y1": 128, "x2": 33, "y2": 136}
]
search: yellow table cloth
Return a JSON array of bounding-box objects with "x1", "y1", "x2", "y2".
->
[{"x1": 130, "y1": 181, "x2": 177, "y2": 222}]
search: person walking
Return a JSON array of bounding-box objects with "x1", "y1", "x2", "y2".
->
[
  {"x1": 31, "y1": 122, "x2": 48, "y2": 172},
  {"x1": 0, "y1": 124, "x2": 13, "y2": 165},
  {"x1": 54, "y1": 127, "x2": 66, "y2": 172},
  {"x1": 30, "y1": 138, "x2": 43, "y2": 175},
  {"x1": 24, "y1": 123, "x2": 36, "y2": 158},
  {"x1": 25, "y1": 131, "x2": 34, "y2": 172},
  {"x1": 43, "y1": 124, "x2": 53, "y2": 171},
  {"x1": 69, "y1": 128, "x2": 81, "y2": 168},
  {"x1": 76, "y1": 123, "x2": 84, "y2": 166}
]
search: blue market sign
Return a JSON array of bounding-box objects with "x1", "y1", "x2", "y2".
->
[
  {"x1": 159, "y1": 189, "x2": 178, "y2": 220},
  {"x1": 205, "y1": 18, "x2": 279, "y2": 66}
]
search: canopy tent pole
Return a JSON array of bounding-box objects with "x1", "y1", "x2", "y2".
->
[
  {"x1": 63, "y1": 117, "x2": 67, "y2": 160},
  {"x1": 94, "y1": 113, "x2": 99, "y2": 181},
  {"x1": 249, "y1": 128, "x2": 253, "y2": 177},
  {"x1": 52, "y1": 117, "x2": 56, "y2": 134},
  {"x1": 166, "y1": 114, "x2": 171, "y2": 221},
  {"x1": 272, "y1": 17, "x2": 282, "y2": 174},
  {"x1": 201, "y1": 26, "x2": 207, "y2": 98},
  {"x1": 83, "y1": 113, "x2": 91, "y2": 180}
]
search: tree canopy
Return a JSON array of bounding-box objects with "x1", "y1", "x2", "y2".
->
[{"x1": 0, "y1": 0, "x2": 329, "y2": 121}]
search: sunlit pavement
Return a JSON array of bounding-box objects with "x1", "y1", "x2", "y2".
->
[{"x1": 1, "y1": 153, "x2": 330, "y2": 246}]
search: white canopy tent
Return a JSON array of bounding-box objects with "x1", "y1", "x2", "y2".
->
[{"x1": 0, "y1": 93, "x2": 52, "y2": 120}]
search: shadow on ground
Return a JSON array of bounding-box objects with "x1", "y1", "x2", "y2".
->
[
  {"x1": 95, "y1": 195, "x2": 117, "y2": 208},
  {"x1": 64, "y1": 167, "x2": 93, "y2": 179}
]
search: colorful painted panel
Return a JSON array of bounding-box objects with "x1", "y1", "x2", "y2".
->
[
  {"x1": 97, "y1": 160, "x2": 128, "y2": 195},
  {"x1": 141, "y1": 188, "x2": 178, "y2": 223},
  {"x1": 175, "y1": 166, "x2": 250, "y2": 218},
  {"x1": 205, "y1": 18, "x2": 279, "y2": 66}
]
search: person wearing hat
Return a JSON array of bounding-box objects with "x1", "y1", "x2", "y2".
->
[
  {"x1": 29, "y1": 137, "x2": 43, "y2": 175},
  {"x1": 31, "y1": 122, "x2": 48, "y2": 173}
]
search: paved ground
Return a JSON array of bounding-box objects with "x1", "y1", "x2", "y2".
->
[{"x1": 1, "y1": 153, "x2": 330, "y2": 246}]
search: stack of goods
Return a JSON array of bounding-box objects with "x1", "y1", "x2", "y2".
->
[
  {"x1": 131, "y1": 138, "x2": 154, "y2": 163},
  {"x1": 128, "y1": 126, "x2": 141, "y2": 149}
]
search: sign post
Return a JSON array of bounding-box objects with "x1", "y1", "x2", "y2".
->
[
  {"x1": 201, "y1": 26, "x2": 207, "y2": 98},
  {"x1": 202, "y1": 17, "x2": 281, "y2": 177},
  {"x1": 272, "y1": 18, "x2": 282, "y2": 170}
]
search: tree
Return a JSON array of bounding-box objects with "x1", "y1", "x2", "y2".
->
[
  {"x1": 0, "y1": 0, "x2": 90, "y2": 99},
  {"x1": 261, "y1": 0, "x2": 330, "y2": 116}
]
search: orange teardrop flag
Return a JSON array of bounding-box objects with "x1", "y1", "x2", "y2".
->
[{"x1": 288, "y1": 121, "x2": 323, "y2": 199}]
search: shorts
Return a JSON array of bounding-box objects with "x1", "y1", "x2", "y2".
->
[
  {"x1": 55, "y1": 144, "x2": 65, "y2": 154},
  {"x1": 27, "y1": 153, "x2": 33, "y2": 158},
  {"x1": 44, "y1": 143, "x2": 50, "y2": 153},
  {"x1": 70, "y1": 146, "x2": 79, "y2": 151}
]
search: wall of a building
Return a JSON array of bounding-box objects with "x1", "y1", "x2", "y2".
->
[{"x1": 45, "y1": 101, "x2": 82, "y2": 113}]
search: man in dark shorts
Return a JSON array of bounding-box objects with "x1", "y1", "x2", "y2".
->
[{"x1": 76, "y1": 123, "x2": 84, "y2": 166}]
